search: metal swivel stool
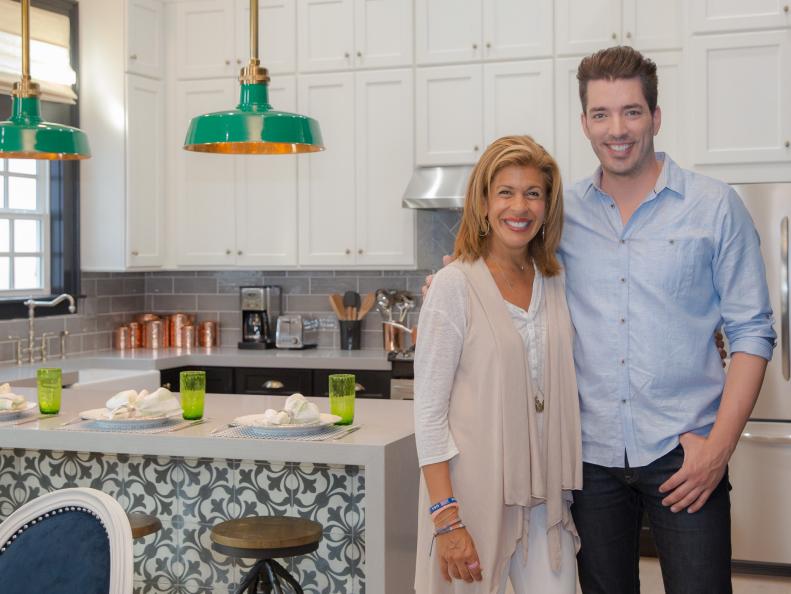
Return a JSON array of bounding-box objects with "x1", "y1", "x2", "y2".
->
[
  {"x1": 211, "y1": 516, "x2": 323, "y2": 594},
  {"x1": 126, "y1": 512, "x2": 162, "y2": 540}
]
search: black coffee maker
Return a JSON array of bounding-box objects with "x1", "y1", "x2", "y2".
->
[{"x1": 238, "y1": 286, "x2": 281, "y2": 349}]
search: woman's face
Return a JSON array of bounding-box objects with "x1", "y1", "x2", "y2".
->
[{"x1": 485, "y1": 164, "x2": 547, "y2": 256}]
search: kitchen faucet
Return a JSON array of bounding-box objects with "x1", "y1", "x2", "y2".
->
[{"x1": 9, "y1": 293, "x2": 75, "y2": 365}]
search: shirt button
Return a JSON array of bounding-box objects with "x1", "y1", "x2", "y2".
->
[
  {"x1": 620, "y1": 239, "x2": 625, "y2": 244},
  {"x1": 621, "y1": 399, "x2": 627, "y2": 403},
  {"x1": 620, "y1": 318, "x2": 625, "y2": 324},
  {"x1": 610, "y1": 203, "x2": 615, "y2": 208},
  {"x1": 620, "y1": 277, "x2": 625, "y2": 283},
  {"x1": 620, "y1": 359, "x2": 625, "y2": 365}
]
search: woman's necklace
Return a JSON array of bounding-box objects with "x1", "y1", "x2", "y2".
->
[{"x1": 491, "y1": 258, "x2": 544, "y2": 413}]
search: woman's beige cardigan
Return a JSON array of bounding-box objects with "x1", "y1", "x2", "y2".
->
[{"x1": 415, "y1": 258, "x2": 583, "y2": 593}]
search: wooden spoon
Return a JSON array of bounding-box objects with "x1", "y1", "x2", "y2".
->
[
  {"x1": 357, "y1": 293, "x2": 376, "y2": 320},
  {"x1": 329, "y1": 294, "x2": 346, "y2": 320}
]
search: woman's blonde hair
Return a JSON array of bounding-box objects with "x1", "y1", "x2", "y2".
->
[{"x1": 453, "y1": 135, "x2": 564, "y2": 277}]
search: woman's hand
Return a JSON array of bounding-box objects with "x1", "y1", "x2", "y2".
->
[{"x1": 436, "y1": 526, "x2": 483, "y2": 583}]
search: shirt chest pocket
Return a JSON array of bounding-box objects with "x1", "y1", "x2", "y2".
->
[{"x1": 638, "y1": 237, "x2": 710, "y2": 296}]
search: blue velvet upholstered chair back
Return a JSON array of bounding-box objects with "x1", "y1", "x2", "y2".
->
[{"x1": 0, "y1": 488, "x2": 133, "y2": 594}]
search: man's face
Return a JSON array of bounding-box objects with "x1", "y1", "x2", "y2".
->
[{"x1": 581, "y1": 77, "x2": 661, "y2": 179}]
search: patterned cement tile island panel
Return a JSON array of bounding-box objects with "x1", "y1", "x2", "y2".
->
[{"x1": 0, "y1": 449, "x2": 365, "y2": 594}]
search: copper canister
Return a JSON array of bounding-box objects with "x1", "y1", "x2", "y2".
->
[
  {"x1": 198, "y1": 321, "x2": 218, "y2": 347},
  {"x1": 181, "y1": 325, "x2": 195, "y2": 348},
  {"x1": 113, "y1": 326, "x2": 131, "y2": 350},
  {"x1": 170, "y1": 313, "x2": 190, "y2": 348},
  {"x1": 128, "y1": 322, "x2": 143, "y2": 348},
  {"x1": 145, "y1": 320, "x2": 164, "y2": 350},
  {"x1": 135, "y1": 313, "x2": 159, "y2": 325}
]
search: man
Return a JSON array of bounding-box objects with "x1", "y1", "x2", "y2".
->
[
  {"x1": 424, "y1": 46, "x2": 775, "y2": 593},
  {"x1": 562, "y1": 47, "x2": 774, "y2": 594}
]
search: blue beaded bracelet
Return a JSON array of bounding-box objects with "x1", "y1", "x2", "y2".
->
[{"x1": 429, "y1": 497, "x2": 457, "y2": 515}]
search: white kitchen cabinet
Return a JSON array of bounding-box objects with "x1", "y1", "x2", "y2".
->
[
  {"x1": 355, "y1": 70, "x2": 415, "y2": 266},
  {"x1": 483, "y1": 60, "x2": 554, "y2": 152},
  {"x1": 416, "y1": 0, "x2": 552, "y2": 65},
  {"x1": 417, "y1": 61, "x2": 554, "y2": 166},
  {"x1": 555, "y1": 0, "x2": 682, "y2": 56},
  {"x1": 416, "y1": 65, "x2": 483, "y2": 165},
  {"x1": 126, "y1": 75, "x2": 166, "y2": 267},
  {"x1": 236, "y1": 0, "x2": 296, "y2": 74},
  {"x1": 690, "y1": 1, "x2": 791, "y2": 34},
  {"x1": 80, "y1": 0, "x2": 166, "y2": 271},
  {"x1": 175, "y1": 0, "x2": 237, "y2": 79},
  {"x1": 297, "y1": 0, "x2": 411, "y2": 72},
  {"x1": 173, "y1": 78, "x2": 299, "y2": 267},
  {"x1": 126, "y1": 0, "x2": 164, "y2": 78},
  {"x1": 691, "y1": 30, "x2": 791, "y2": 166},
  {"x1": 298, "y1": 70, "x2": 415, "y2": 267}
]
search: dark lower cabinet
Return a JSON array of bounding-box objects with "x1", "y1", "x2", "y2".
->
[
  {"x1": 234, "y1": 368, "x2": 313, "y2": 395},
  {"x1": 312, "y1": 369, "x2": 391, "y2": 399},
  {"x1": 159, "y1": 366, "x2": 235, "y2": 394}
]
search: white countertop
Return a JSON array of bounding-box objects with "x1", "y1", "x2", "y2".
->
[
  {"x1": 0, "y1": 388, "x2": 414, "y2": 466},
  {"x1": 0, "y1": 346, "x2": 392, "y2": 384}
]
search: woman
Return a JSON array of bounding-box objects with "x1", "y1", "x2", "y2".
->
[{"x1": 414, "y1": 136, "x2": 582, "y2": 593}]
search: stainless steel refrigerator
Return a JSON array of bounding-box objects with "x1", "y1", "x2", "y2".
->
[{"x1": 730, "y1": 182, "x2": 791, "y2": 572}]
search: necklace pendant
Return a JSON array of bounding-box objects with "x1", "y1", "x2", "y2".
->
[{"x1": 534, "y1": 396, "x2": 544, "y2": 413}]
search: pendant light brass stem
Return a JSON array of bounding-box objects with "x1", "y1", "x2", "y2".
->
[
  {"x1": 250, "y1": 0, "x2": 258, "y2": 60},
  {"x1": 239, "y1": 0, "x2": 268, "y2": 85},
  {"x1": 13, "y1": 0, "x2": 40, "y2": 98}
]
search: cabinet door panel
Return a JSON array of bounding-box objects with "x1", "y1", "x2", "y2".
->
[
  {"x1": 237, "y1": 77, "x2": 298, "y2": 266},
  {"x1": 690, "y1": 0, "x2": 791, "y2": 33},
  {"x1": 416, "y1": 65, "x2": 483, "y2": 165},
  {"x1": 126, "y1": 0, "x2": 164, "y2": 78},
  {"x1": 176, "y1": 0, "x2": 235, "y2": 79},
  {"x1": 416, "y1": 0, "x2": 480, "y2": 65},
  {"x1": 297, "y1": 0, "x2": 355, "y2": 72},
  {"x1": 355, "y1": 0, "x2": 413, "y2": 68},
  {"x1": 236, "y1": 0, "x2": 296, "y2": 74},
  {"x1": 692, "y1": 31, "x2": 791, "y2": 165},
  {"x1": 624, "y1": 0, "x2": 683, "y2": 51},
  {"x1": 555, "y1": 0, "x2": 621, "y2": 56},
  {"x1": 126, "y1": 75, "x2": 165, "y2": 267},
  {"x1": 356, "y1": 70, "x2": 415, "y2": 266},
  {"x1": 648, "y1": 52, "x2": 686, "y2": 168},
  {"x1": 483, "y1": 0, "x2": 553, "y2": 60},
  {"x1": 298, "y1": 73, "x2": 357, "y2": 265},
  {"x1": 483, "y1": 60, "x2": 554, "y2": 152},
  {"x1": 554, "y1": 57, "x2": 599, "y2": 183},
  {"x1": 174, "y1": 80, "x2": 238, "y2": 266}
]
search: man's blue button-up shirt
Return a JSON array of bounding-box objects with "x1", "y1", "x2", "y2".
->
[{"x1": 559, "y1": 153, "x2": 776, "y2": 468}]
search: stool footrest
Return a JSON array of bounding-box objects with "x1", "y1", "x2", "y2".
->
[{"x1": 236, "y1": 558, "x2": 304, "y2": 594}]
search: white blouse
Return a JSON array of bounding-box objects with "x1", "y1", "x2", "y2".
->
[{"x1": 414, "y1": 263, "x2": 547, "y2": 467}]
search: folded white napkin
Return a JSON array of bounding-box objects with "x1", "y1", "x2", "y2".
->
[
  {"x1": 0, "y1": 383, "x2": 28, "y2": 411},
  {"x1": 284, "y1": 393, "x2": 320, "y2": 423},
  {"x1": 105, "y1": 387, "x2": 180, "y2": 418}
]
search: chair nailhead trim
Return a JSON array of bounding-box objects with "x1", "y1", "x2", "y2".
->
[{"x1": 0, "y1": 505, "x2": 108, "y2": 555}]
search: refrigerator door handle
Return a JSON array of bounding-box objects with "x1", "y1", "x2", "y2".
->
[
  {"x1": 742, "y1": 431, "x2": 791, "y2": 445},
  {"x1": 782, "y1": 217, "x2": 789, "y2": 381}
]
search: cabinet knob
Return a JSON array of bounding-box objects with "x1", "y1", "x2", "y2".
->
[
  {"x1": 129, "y1": 54, "x2": 138, "y2": 60},
  {"x1": 786, "y1": 140, "x2": 790, "y2": 148},
  {"x1": 356, "y1": 51, "x2": 362, "y2": 58},
  {"x1": 472, "y1": 43, "x2": 478, "y2": 50},
  {"x1": 263, "y1": 380, "x2": 284, "y2": 390},
  {"x1": 345, "y1": 248, "x2": 351, "y2": 255},
  {"x1": 344, "y1": 52, "x2": 350, "y2": 58},
  {"x1": 225, "y1": 59, "x2": 231, "y2": 65},
  {"x1": 785, "y1": 5, "x2": 789, "y2": 13},
  {"x1": 474, "y1": 145, "x2": 479, "y2": 151},
  {"x1": 611, "y1": 32, "x2": 618, "y2": 40},
  {"x1": 625, "y1": 32, "x2": 632, "y2": 39},
  {"x1": 358, "y1": 248, "x2": 363, "y2": 255},
  {"x1": 226, "y1": 249, "x2": 232, "y2": 255},
  {"x1": 486, "y1": 42, "x2": 491, "y2": 49},
  {"x1": 237, "y1": 250, "x2": 243, "y2": 255},
  {"x1": 131, "y1": 250, "x2": 139, "y2": 257}
]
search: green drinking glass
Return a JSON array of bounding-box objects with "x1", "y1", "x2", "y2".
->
[
  {"x1": 328, "y1": 373, "x2": 355, "y2": 425},
  {"x1": 36, "y1": 367, "x2": 62, "y2": 414},
  {"x1": 180, "y1": 370, "x2": 206, "y2": 420}
]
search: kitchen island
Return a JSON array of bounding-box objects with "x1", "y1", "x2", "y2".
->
[{"x1": 0, "y1": 389, "x2": 418, "y2": 593}]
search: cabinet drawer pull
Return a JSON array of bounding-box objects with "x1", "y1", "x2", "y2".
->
[
  {"x1": 355, "y1": 383, "x2": 365, "y2": 392},
  {"x1": 263, "y1": 380, "x2": 284, "y2": 389}
]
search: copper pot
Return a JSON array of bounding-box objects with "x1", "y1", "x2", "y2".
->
[
  {"x1": 198, "y1": 321, "x2": 219, "y2": 347},
  {"x1": 135, "y1": 313, "x2": 160, "y2": 325},
  {"x1": 113, "y1": 326, "x2": 131, "y2": 350}
]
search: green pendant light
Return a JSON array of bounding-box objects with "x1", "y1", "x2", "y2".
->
[
  {"x1": 0, "y1": 0, "x2": 90, "y2": 160},
  {"x1": 184, "y1": 0, "x2": 324, "y2": 154}
]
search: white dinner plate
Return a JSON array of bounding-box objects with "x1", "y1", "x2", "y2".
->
[
  {"x1": 79, "y1": 407, "x2": 182, "y2": 429},
  {"x1": 232, "y1": 412, "x2": 342, "y2": 435},
  {"x1": 0, "y1": 401, "x2": 37, "y2": 418}
]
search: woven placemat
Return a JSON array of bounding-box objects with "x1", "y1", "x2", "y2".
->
[
  {"x1": 59, "y1": 418, "x2": 203, "y2": 434},
  {"x1": 211, "y1": 424, "x2": 360, "y2": 441}
]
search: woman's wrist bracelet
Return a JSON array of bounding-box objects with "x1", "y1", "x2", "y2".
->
[
  {"x1": 429, "y1": 522, "x2": 466, "y2": 557},
  {"x1": 429, "y1": 497, "x2": 457, "y2": 515},
  {"x1": 430, "y1": 501, "x2": 459, "y2": 521},
  {"x1": 432, "y1": 507, "x2": 460, "y2": 527}
]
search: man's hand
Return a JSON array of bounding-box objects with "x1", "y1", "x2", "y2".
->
[
  {"x1": 421, "y1": 254, "x2": 455, "y2": 299},
  {"x1": 658, "y1": 433, "x2": 728, "y2": 514}
]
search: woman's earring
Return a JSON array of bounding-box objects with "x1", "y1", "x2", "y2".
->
[
  {"x1": 479, "y1": 217, "x2": 491, "y2": 237},
  {"x1": 541, "y1": 224, "x2": 545, "y2": 241}
]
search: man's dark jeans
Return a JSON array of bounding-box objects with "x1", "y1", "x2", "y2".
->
[{"x1": 572, "y1": 445, "x2": 732, "y2": 594}]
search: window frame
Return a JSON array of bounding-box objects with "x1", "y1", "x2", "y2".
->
[{"x1": 0, "y1": 0, "x2": 80, "y2": 320}]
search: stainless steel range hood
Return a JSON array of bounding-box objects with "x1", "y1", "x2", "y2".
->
[{"x1": 401, "y1": 165, "x2": 472, "y2": 209}]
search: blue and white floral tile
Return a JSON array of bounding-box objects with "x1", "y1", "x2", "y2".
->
[
  {"x1": 178, "y1": 521, "x2": 237, "y2": 591},
  {"x1": 290, "y1": 463, "x2": 354, "y2": 529},
  {"x1": 235, "y1": 460, "x2": 293, "y2": 517},
  {"x1": 0, "y1": 449, "x2": 23, "y2": 520},
  {"x1": 134, "y1": 519, "x2": 178, "y2": 588},
  {"x1": 123, "y1": 454, "x2": 182, "y2": 523},
  {"x1": 288, "y1": 530, "x2": 355, "y2": 594},
  {"x1": 17, "y1": 449, "x2": 123, "y2": 499},
  {"x1": 178, "y1": 457, "x2": 236, "y2": 525}
]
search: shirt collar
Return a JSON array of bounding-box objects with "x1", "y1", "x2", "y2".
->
[{"x1": 582, "y1": 152, "x2": 685, "y2": 200}]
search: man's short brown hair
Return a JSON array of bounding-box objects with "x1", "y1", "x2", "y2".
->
[{"x1": 577, "y1": 46, "x2": 658, "y2": 114}]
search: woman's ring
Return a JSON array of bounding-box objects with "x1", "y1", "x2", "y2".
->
[{"x1": 466, "y1": 561, "x2": 480, "y2": 570}]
